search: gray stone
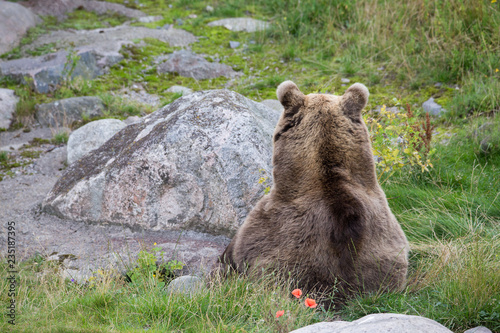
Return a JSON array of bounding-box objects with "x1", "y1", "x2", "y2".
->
[
  {"x1": 35, "y1": 96, "x2": 105, "y2": 127},
  {"x1": 0, "y1": 50, "x2": 102, "y2": 93},
  {"x1": 157, "y1": 50, "x2": 239, "y2": 80},
  {"x1": 118, "y1": 85, "x2": 161, "y2": 107},
  {"x1": 123, "y1": 116, "x2": 141, "y2": 125},
  {"x1": 42, "y1": 89, "x2": 279, "y2": 236},
  {"x1": 138, "y1": 15, "x2": 163, "y2": 23},
  {"x1": 166, "y1": 275, "x2": 203, "y2": 295},
  {"x1": 0, "y1": 1, "x2": 39, "y2": 55},
  {"x1": 341, "y1": 78, "x2": 350, "y2": 83},
  {"x1": 205, "y1": 5, "x2": 214, "y2": 12},
  {"x1": 22, "y1": 25, "x2": 196, "y2": 65},
  {"x1": 67, "y1": 119, "x2": 127, "y2": 164},
  {"x1": 166, "y1": 85, "x2": 193, "y2": 96},
  {"x1": 207, "y1": 18, "x2": 270, "y2": 32},
  {"x1": 480, "y1": 136, "x2": 493, "y2": 154},
  {"x1": 290, "y1": 313, "x2": 453, "y2": 333},
  {"x1": 474, "y1": 122, "x2": 494, "y2": 139},
  {"x1": 464, "y1": 326, "x2": 492, "y2": 333},
  {"x1": 22, "y1": 0, "x2": 146, "y2": 21},
  {"x1": 260, "y1": 99, "x2": 283, "y2": 114},
  {"x1": 229, "y1": 41, "x2": 240, "y2": 49},
  {"x1": 422, "y1": 97, "x2": 446, "y2": 116},
  {"x1": 0, "y1": 89, "x2": 19, "y2": 129}
]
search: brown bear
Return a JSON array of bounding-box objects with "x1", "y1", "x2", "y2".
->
[{"x1": 218, "y1": 81, "x2": 409, "y2": 303}]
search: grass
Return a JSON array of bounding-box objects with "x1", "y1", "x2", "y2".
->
[
  {"x1": 0, "y1": 259, "x2": 328, "y2": 332},
  {"x1": 0, "y1": 0, "x2": 499, "y2": 331}
]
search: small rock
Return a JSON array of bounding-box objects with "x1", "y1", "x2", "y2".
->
[
  {"x1": 229, "y1": 41, "x2": 240, "y2": 49},
  {"x1": 434, "y1": 82, "x2": 442, "y2": 88},
  {"x1": 290, "y1": 313, "x2": 453, "y2": 333},
  {"x1": 377, "y1": 66, "x2": 385, "y2": 71},
  {"x1": 35, "y1": 96, "x2": 105, "y2": 127},
  {"x1": 422, "y1": 97, "x2": 446, "y2": 116},
  {"x1": 175, "y1": 18, "x2": 184, "y2": 26},
  {"x1": 464, "y1": 326, "x2": 493, "y2": 333},
  {"x1": 166, "y1": 275, "x2": 203, "y2": 295},
  {"x1": 47, "y1": 254, "x2": 60, "y2": 262},
  {"x1": 341, "y1": 78, "x2": 350, "y2": 83},
  {"x1": 138, "y1": 15, "x2": 163, "y2": 23},
  {"x1": 157, "y1": 50, "x2": 239, "y2": 80},
  {"x1": 63, "y1": 258, "x2": 79, "y2": 270},
  {"x1": 205, "y1": 5, "x2": 214, "y2": 12},
  {"x1": 119, "y1": 85, "x2": 161, "y2": 107},
  {"x1": 480, "y1": 137, "x2": 492, "y2": 155},
  {"x1": 166, "y1": 85, "x2": 194, "y2": 96},
  {"x1": 207, "y1": 18, "x2": 270, "y2": 32},
  {"x1": 0, "y1": 89, "x2": 19, "y2": 129},
  {"x1": 188, "y1": 14, "x2": 198, "y2": 19},
  {"x1": 123, "y1": 116, "x2": 141, "y2": 125},
  {"x1": 473, "y1": 122, "x2": 494, "y2": 139},
  {"x1": 67, "y1": 119, "x2": 126, "y2": 164},
  {"x1": 162, "y1": 24, "x2": 172, "y2": 30},
  {"x1": 294, "y1": 57, "x2": 301, "y2": 62},
  {"x1": 61, "y1": 269, "x2": 89, "y2": 284}
]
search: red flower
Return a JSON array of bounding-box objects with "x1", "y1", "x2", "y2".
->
[
  {"x1": 304, "y1": 298, "x2": 317, "y2": 308},
  {"x1": 291, "y1": 289, "x2": 303, "y2": 298},
  {"x1": 276, "y1": 310, "x2": 284, "y2": 318}
]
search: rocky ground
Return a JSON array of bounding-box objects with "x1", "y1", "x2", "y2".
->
[{"x1": 0, "y1": 125, "x2": 229, "y2": 282}]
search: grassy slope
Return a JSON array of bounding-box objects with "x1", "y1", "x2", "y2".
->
[{"x1": 1, "y1": 0, "x2": 499, "y2": 332}]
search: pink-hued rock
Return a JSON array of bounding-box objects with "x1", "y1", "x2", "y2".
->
[{"x1": 42, "y1": 89, "x2": 281, "y2": 236}]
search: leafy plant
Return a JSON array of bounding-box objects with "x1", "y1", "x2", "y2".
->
[
  {"x1": 52, "y1": 132, "x2": 69, "y2": 144},
  {"x1": 365, "y1": 103, "x2": 435, "y2": 184},
  {"x1": 127, "y1": 244, "x2": 185, "y2": 288}
]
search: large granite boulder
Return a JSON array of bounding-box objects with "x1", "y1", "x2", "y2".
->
[
  {"x1": 290, "y1": 313, "x2": 453, "y2": 333},
  {"x1": 35, "y1": 96, "x2": 105, "y2": 127},
  {"x1": 67, "y1": 118, "x2": 127, "y2": 164},
  {"x1": 0, "y1": 1, "x2": 39, "y2": 55},
  {"x1": 0, "y1": 88, "x2": 19, "y2": 129},
  {"x1": 42, "y1": 90, "x2": 281, "y2": 236}
]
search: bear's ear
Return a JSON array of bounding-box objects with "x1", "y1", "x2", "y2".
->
[
  {"x1": 277, "y1": 81, "x2": 305, "y2": 109},
  {"x1": 342, "y1": 83, "x2": 369, "y2": 118}
]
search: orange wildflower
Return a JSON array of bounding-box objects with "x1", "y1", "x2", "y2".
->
[
  {"x1": 304, "y1": 298, "x2": 317, "y2": 308},
  {"x1": 276, "y1": 310, "x2": 284, "y2": 318},
  {"x1": 291, "y1": 289, "x2": 303, "y2": 298}
]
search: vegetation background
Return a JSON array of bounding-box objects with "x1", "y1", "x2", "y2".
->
[{"x1": 0, "y1": 0, "x2": 499, "y2": 332}]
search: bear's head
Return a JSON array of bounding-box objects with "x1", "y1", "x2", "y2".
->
[{"x1": 272, "y1": 81, "x2": 377, "y2": 197}]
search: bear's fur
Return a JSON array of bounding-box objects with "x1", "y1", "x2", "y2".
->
[{"x1": 219, "y1": 81, "x2": 409, "y2": 301}]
